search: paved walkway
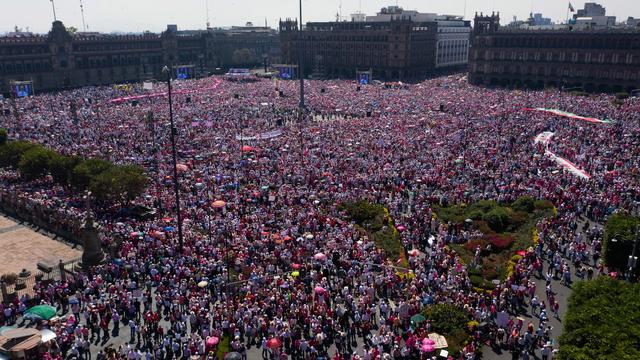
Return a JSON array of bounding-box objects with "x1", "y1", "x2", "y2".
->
[
  {"x1": 0, "y1": 213, "x2": 81, "y2": 274},
  {"x1": 482, "y1": 219, "x2": 600, "y2": 360}
]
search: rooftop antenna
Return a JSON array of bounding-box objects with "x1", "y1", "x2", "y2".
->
[
  {"x1": 359, "y1": 0, "x2": 362, "y2": 13},
  {"x1": 339, "y1": 0, "x2": 342, "y2": 21},
  {"x1": 205, "y1": 0, "x2": 210, "y2": 28},
  {"x1": 79, "y1": 0, "x2": 87, "y2": 31},
  {"x1": 464, "y1": 0, "x2": 467, "y2": 19}
]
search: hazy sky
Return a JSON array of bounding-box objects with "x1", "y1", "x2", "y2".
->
[{"x1": 3, "y1": 0, "x2": 639, "y2": 34}]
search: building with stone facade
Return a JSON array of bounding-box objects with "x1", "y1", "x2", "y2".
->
[
  {"x1": 469, "y1": 13, "x2": 640, "y2": 93},
  {"x1": 279, "y1": 6, "x2": 470, "y2": 80},
  {"x1": 0, "y1": 21, "x2": 280, "y2": 94}
]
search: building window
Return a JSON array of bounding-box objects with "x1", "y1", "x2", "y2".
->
[
  {"x1": 612, "y1": 54, "x2": 619, "y2": 64},
  {"x1": 585, "y1": 53, "x2": 591, "y2": 63},
  {"x1": 546, "y1": 53, "x2": 552, "y2": 62},
  {"x1": 626, "y1": 54, "x2": 634, "y2": 64}
]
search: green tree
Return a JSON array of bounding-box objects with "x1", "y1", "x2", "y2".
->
[
  {"x1": 558, "y1": 277, "x2": 640, "y2": 360},
  {"x1": 482, "y1": 207, "x2": 511, "y2": 232},
  {"x1": 422, "y1": 303, "x2": 471, "y2": 356},
  {"x1": 0, "y1": 140, "x2": 38, "y2": 168},
  {"x1": 71, "y1": 158, "x2": 113, "y2": 190},
  {"x1": 90, "y1": 165, "x2": 148, "y2": 203},
  {"x1": 512, "y1": 196, "x2": 535, "y2": 213},
  {"x1": 48, "y1": 154, "x2": 82, "y2": 186},
  {"x1": 602, "y1": 213, "x2": 640, "y2": 273},
  {"x1": 422, "y1": 303, "x2": 470, "y2": 334},
  {"x1": 18, "y1": 146, "x2": 56, "y2": 180},
  {"x1": 0, "y1": 128, "x2": 7, "y2": 146}
]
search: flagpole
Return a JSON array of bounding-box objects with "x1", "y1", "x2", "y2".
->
[{"x1": 51, "y1": 0, "x2": 58, "y2": 21}]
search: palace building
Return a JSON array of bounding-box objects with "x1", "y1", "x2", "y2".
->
[
  {"x1": 0, "y1": 21, "x2": 280, "y2": 94},
  {"x1": 279, "y1": 6, "x2": 470, "y2": 80},
  {"x1": 469, "y1": 13, "x2": 640, "y2": 93}
]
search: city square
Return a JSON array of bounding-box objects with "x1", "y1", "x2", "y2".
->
[{"x1": 0, "y1": 1, "x2": 639, "y2": 360}]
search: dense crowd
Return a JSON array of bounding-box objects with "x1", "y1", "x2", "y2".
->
[{"x1": 0, "y1": 74, "x2": 638, "y2": 360}]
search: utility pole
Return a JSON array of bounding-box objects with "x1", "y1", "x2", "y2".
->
[{"x1": 298, "y1": 0, "x2": 305, "y2": 114}]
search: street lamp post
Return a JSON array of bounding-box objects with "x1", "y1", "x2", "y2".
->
[
  {"x1": 162, "y1": 65, "x2": 184, "y2": 253},
  {"x1": 627, "y1": 225, "x2": 640, "y2": 280}
]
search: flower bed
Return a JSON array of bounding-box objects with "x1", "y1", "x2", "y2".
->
[{"x1": 439, "y1": 197, "x2": 553, "y2": 288}]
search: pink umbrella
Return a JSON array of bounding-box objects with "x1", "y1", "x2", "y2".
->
[
  {"x1": 397, "y1": 225, "x2": 406, "y2": 232},
  {"x1": 266, "y1": 337, "x2": 282, "y2": 349},
  {"x1": 421, "y1": 345, "x2": 435, "y2": 352},
  {"x1": 313, "y1": 253, "x2": 326, "y2": 261},
  {"x1": 241, "y1": 145, "x2": 255, "y2": 152},
  {"x1": 206, "y1": 336, "x2": 219, "y2": 346},
  {"x1": 314, "y1": 286, "x2": 325, "y2": 294},
  {"x1": 423, "y1": 338, "x2": 435, "y2": 346},
  {"x1": 176, "y1": 164, "x2": 189, "y2": 172}
]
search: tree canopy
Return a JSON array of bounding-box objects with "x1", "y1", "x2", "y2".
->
[
  {"x1": 0, "y1": 131, "x2": 149, "y2": 205},
  {"x1": 558, "y1": 277, "x2": 640, "y2": 360}
]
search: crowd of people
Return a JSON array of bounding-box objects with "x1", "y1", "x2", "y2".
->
[{"x1": 0, "y1": 74, "x2": 638, "y2": 359}]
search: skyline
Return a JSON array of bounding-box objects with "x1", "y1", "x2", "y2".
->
[{"x1": 2, "y1": 0, "x2": 640, "y2": 34}]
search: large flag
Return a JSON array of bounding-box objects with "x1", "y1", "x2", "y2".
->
[{"x1": 569, "y1": 2, "x2": 575, "y2": 12}]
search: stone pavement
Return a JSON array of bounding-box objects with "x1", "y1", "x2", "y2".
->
[{"x1": 0, "y1": 213, "x2": 81, "y2": 275}]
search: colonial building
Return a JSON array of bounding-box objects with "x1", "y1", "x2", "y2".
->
[
  {"x1": 279, "y1": 6, "x2": 470, "y2": 80},
  {"x1": 0, "y1": 21, "x2": 280, "y2": 94},
  {"x1": 469, "y1": 13, "x2": 640, "y2": 93}
]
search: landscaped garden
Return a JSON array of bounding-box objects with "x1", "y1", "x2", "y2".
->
[
  {"x1": 339, "y1": 200, "x2": 408, "y2": 268},
  {"x1": 435, "y1": 197, "x2": 554, "y2": 290}
]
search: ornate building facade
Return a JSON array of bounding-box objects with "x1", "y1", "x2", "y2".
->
[
  {"x1": 280, "y1": 18, "x2": 437, "y2": 80},
  {"x1": 279, "y1": 7, "x2": 471, "y2": 80},
  {"x1": 469, "y1": 14, "x2": 640, "y2": 93},
  {"x1": 0, "y1": 21, "x2": 280, "y2": 94}
]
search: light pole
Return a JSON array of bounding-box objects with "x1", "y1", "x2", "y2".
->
[
  {"x1": 627, "y1": 225, "x2": 639, "y2": 281},
  {"x1": 298, "y1": 0, "x2": 305, "y2": 114},
  {"x1": 610, "y1": 224, "x2": 640, "y2": 281},
  {"x1": 162, "y1": 65, "x2": 184, "y2": 253}
]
